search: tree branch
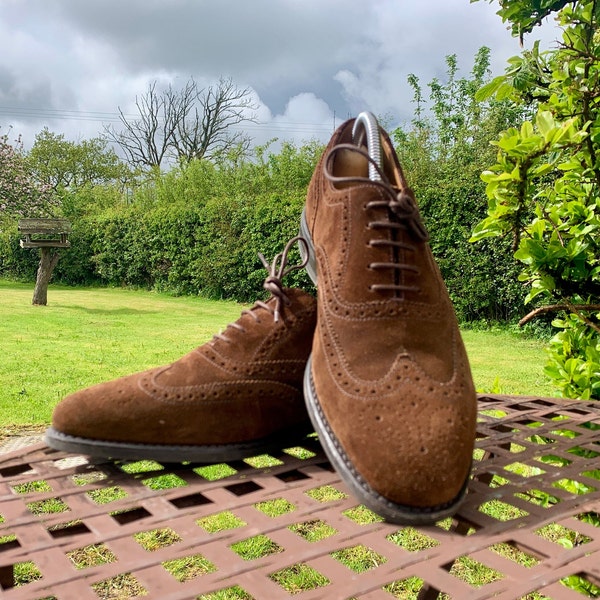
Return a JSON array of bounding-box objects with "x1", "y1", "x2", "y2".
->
[{"x1": 519, "y1": 303, "x2": 600, "y2": 333}]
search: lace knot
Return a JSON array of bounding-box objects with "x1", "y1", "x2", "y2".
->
[
  {"x1": 258, "y1": 236, "x2": 309, "y2": 322},
  {"x1": 390, "y1": 190, "x2": 429, "y2": 242}
]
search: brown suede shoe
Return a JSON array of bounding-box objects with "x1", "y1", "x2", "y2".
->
[
  {"x1": 45, "y1": 238, "x2": 317, "y2": 462},
  {"x1": 300, "y1": 113, "x2": 477, "y2": 524}
]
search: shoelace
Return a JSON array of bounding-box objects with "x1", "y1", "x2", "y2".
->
[
  {"x1": 324, "y1": 143, "x2": 429, "y2": 295},
  {"x1": 214, "y1": 236, "x2": 309, "y2": 342}
]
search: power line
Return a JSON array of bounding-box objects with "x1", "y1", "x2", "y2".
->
[{"x1": 0, "y1": 105, "x2": 335, "y2": 135}]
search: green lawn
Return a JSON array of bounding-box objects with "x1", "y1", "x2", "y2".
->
[{"x1": 0, "y1": 280, "x2": 557, "y2": 427}]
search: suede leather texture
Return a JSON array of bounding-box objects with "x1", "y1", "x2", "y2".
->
[
  {"x1": 52, "y1": 288, "x2": 317, "y2": 446},
  {"x1": 304, "y1": 119, "x2": 477, "y2": 509}
]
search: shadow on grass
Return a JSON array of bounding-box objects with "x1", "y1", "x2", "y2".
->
[{"x1": 55, "y1": 305, "x2": 158, "y2": 315}]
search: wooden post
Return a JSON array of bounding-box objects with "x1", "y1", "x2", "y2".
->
[
  {"x1": 32, "y1": 247, "x2": 62, "y2": 306},
  {"x1": 18, "y1": 218, "x2": 71, "y2": 306}
]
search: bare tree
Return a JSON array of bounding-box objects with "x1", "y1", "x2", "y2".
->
[
  {"x1": 106, "y1": 78, "x2": 258, "y2": 169},
  {"x1": 173, "y1": 77, "x2": 257, "y2": 162}
]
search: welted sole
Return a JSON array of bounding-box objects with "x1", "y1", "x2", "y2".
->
[
  {"x1": 303, "y1": 357, "x2": 470, "y2": 525},
  {"x1": 44, "y1": 425, "x2": 314, "y2": 464}
]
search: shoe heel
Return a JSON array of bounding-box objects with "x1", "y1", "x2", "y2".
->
[{"x1": 299, "y1": 209, "x2": 318, "y2": 285}]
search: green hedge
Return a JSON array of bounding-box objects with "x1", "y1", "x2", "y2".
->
[{"x1": 0, "y1": 194, "x2": 313, "y2": 302}]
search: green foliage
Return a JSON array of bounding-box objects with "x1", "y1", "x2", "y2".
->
[
  {"x1": 474, "y1": 0, "x2": 576, "y2": 40},
  {"x1": 394, "y1": 48, "x2": 529, "y2": 322},
  {"x1": 27, "y1": 128, "x2": 131, "y2": 193},
  {"x1": 0, "y1": 129, "x2": 57, "y2": 217},
  {"x1": 471, "y1": 0, "x2": 600, "y2": 399},
  {"x1": 0, "y1": 141, "x2": 318, "y2": 301},
  {"x1": 545, "y1": 312, "x2": 600, "y2": 399}
]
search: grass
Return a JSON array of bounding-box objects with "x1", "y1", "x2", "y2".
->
[
  {"x1": 0, "y1": 279, "x2": 558, "y2": 428},
  {"x1": 0, "y1": 280, "x2": 245, "y2": 426}
]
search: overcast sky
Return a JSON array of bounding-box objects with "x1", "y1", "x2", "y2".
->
[{"x1": 0, "y1": 0, "x2": 560, "y2": 151}]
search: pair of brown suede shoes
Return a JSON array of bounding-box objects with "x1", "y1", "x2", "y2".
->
[{"x1": 45, "y1": 114, "x2": 477, "y2": 525}]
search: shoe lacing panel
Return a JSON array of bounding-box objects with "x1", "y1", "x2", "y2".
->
[
  {"x1": 324, "y1": 143, "x2": 429, "y2": 296},
  {"x1": 214, "y1": 237, "x2": 309, "y2": 342}
]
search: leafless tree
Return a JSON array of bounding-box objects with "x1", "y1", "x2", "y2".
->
[
  {"x1": 106, "y1": 78, "x2": 258, "y2": 169},
  {"x1": 173, "y1": 78, "x2": 257, "y2": 162}
]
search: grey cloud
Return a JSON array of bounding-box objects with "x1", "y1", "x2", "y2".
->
[{"x1": 0, "y1": 0, "x2": 560, "y2": 147}]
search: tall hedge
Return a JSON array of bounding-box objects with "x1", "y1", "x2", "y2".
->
[{"x1": 0, "y1": 125, "x2": 526, "y2": 320}]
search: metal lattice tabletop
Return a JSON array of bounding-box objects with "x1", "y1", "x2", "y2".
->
[{"x1": 0, "y1": 394, "x2": 598, "y2": 600}]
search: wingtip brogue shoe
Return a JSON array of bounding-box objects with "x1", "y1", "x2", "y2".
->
[
  {"x1": 45, "y1": 238, "x2": 317, "y2": 462},
  {"x1": 301, "y1": 114, "x2": 477, "y2": 524}
]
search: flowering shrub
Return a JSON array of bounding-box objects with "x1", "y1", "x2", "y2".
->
[{"x1": 0, "y1": 129, "x2": 56, "y2": 218}]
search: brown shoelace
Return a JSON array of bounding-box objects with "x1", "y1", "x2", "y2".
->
[
  {"x1": 324, "y1": 143, "x2": 429, "y2": 295},
  {"x1": 215, "y1": 237, "x2": 309, "y2": 342}
]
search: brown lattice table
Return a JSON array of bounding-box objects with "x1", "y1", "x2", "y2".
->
[{"x1": 0, "y1": 394, "x2": 598, "y2": 599}]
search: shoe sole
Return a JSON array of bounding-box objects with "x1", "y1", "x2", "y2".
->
[
  {"x1": 44, "y1": 425, "x2": 314, "y2": 463},
  {"x1": 299, "y1": 212, "x2": 469, "y2": 525}
]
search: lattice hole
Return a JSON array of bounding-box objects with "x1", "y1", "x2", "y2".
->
[
  {"x1": 162, "y1": 553, "x2": 216, "y2": 582},
  {"x1": 515, "y1": 489, "x2": 560, "y2": 508},
  {"x1": 386, "y1": 527, "x2": 440, "y2": 552},
  {"x1": 503, "y1": 461, "x2": 545, "y2": 477},
  {"x1": 276, "y1": 469, "x2": 311, "y2": 482},
  {"x1": 110, "y1": 506, "x2": 151, "y2": 525},
  {"x1": 197, "y1": 510, "x2": 246, "y2": 533},
  {"x1": 534, "y1": 454, "x2": 573, "y2": 467},
  {"x1": 343, "y1": 505, "x2": 384, "y2": 524},
  {"x1": 283, "y1": 446, "x2": 317, "y2": 459},
  {"x1": 0, "y1": 462, "x2": 33, "y2": 477},
  {"x1": 289, "y1": 519, "x2": 337, "y2": 542},
  {"x1": 48, "y1": 520, "x2": 91, "y2": 539},
  {"x1": 26, "y1": 497, "x2": 70, "y2": 515},
  {"x1": 243, "y1": 454, "x2": 284, "y2": 468},
  {"x1": 87, "y1": 485, "x2": 128, "y2": 505},
  {"x1": 270, "y1": 563, "x2": 330, "y2": 594},
  {"x1": 535, "y1": 523, "x2": 593, "y2": 548},
  {"x1": 568, "y1": 446, "x2": 600, "y2": 459},
  {"x1": 560, "y1": 573, "x2": 600, "y2": 597},
  {"x1": 581, "y1": 469, "x2": 600, "y2": 482},
  {"x1": 141, "y1": 473, "x2": 188, "y2": 491},
  {"x1": 194, "y1": 463, "x2": 238, "y2": 481},
  {"x1": 480, "y1": 408, "x2": 508, "y2": 418},
  {"x1": 331, "y1": 544, "x2": 387, "y2": 573},
  {"x1": 478, "y1": 499, "x2": 529, "y2": 521},
  {"x1": 11, "y1": 479, "x2": 51, "y2": 494},
  {"x1": 383, "y1": 577, "x2": 425, "y2": 597},
  {"x1": 134, "y1": 527, "x2": 181, "y2": 551},
  {"x1": 446, "y1": 555, "x2": 503, "y2": 587},
  {"x1": 67, "y1": 542, "x2": 117, "y2": 570},
  {"x1": 550, "y1": 428, "x2": 581, "y2": 438},
  {"x1": 305, "y1": 484, "x2": 347, "y2": 502},
  {"x1": 254, "y1": 497, "x2": 295, "y2": 517},
  {"x1": 230, "y1": 534, "x2": 283, "y2": 561},
  {"x1": 225, "y1": 481, "x2": 262, "y2": 496},
  {"x1": 169, "y1": 491, "x2": 212, "y2": 509},
  {"x1": 526, "y1": 434, "x2": 556, "y2": 445},
  {"x1": 91, "y1": 572, "x2": 147, "y2": 598},
  {"x1": 72, "y1": 471, "x2": 108, "y2": 486},
  {"x1": 552, "y1": 478, "x2": 597, "y2": 495},
  {"x1": 196, "y1": 584, "x2": 253, "y2": 599},
  {"x1": 8, "y1": 560, "x2": 43, "y2": 588},
  {"x1": 575, "y1": 511, "x2": 600, "y2": 527},
  {"x1": 517, "y1": 419, "x2": 544, "y2": 428},
  {"x1": 488, "y1": 541, "x2": 541, "y2": 567},
  {"x1": 0, "y1": 532, "x2": 19, "y2": 552},
  {"x1": 119, "y1": 460, "x2": 164, "y2": 474}
]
